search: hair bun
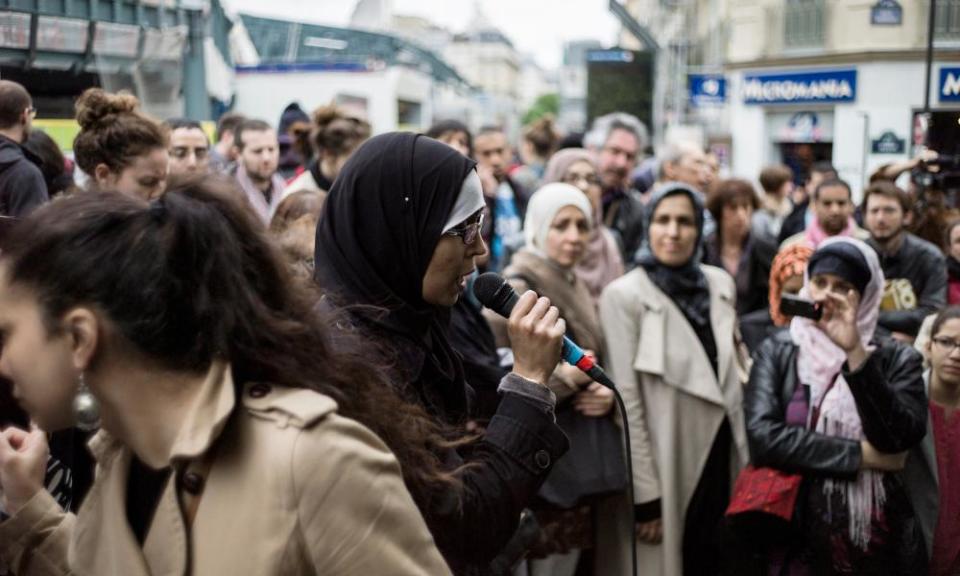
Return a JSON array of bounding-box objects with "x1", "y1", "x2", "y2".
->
[{"x1": 75, "y1": 88, "x2": 141, "y2": 130}]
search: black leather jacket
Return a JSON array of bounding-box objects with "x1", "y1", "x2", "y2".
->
[{"x1": 745, "y1": 331, "x2": 927, "y2": 476}]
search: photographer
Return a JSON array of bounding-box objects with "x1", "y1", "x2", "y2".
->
[{"x1": 743, "y1": 237, "x2": 927, "y2": 574}]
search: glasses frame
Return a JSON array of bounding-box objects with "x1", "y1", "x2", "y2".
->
[
  {"x1": 444, "y1": 212, "x2": 484, "y2": 245},
  {"x1": 933, "y1": 336, "x2": 960, "y2": 354}
]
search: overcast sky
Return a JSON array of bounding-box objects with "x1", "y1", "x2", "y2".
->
[{"x1": 223, "y1": 0, "x2": 621, "y2": 70}]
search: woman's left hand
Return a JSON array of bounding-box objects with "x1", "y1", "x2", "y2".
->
[
  {"x1": 574, "y1": 382, "x2": 615, "y2": 417},
  {"x1": 818, "y1": 289, "x2": 862, "y2": 353}
]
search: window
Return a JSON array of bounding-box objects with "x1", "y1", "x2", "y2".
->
[{"x1": 784, "y1": 0, "x2": 825, "y2": 49}]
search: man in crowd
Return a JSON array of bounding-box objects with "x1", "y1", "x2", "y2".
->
[
  {"x1": 863, "y1": 181, "x2": 946, "y2": 340},
  {"x1": 0, "y1": 80, "x2": 47, "y2": 216},
  {"x1": 209, "y1": 112, "x2": 245, "y2": 173},
  {"x1": 474, "y1": 126, "x2": 526, "y2": 271},
  {"x1": 777, "y1": 161, "x2": 838, "y2": 244},
  {"x1": 752, "y1": 164, "x2": 794, "y2": 245},
  {"x1": 232, "y1": 119, "x2": 285, "y2": 225},
  {"x1": 781, "y1": 178, "x2": 868, "y2": 250},
  {"x1": 165, "y1": 118, "x2": 210, "y2": 176},
  {"x1": 585, "y1": 111, "x2": 647, "y2": 263}
]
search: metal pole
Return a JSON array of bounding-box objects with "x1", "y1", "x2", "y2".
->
[{"x1": 924, "y1": 0, "x2": 937, "y2": 113}]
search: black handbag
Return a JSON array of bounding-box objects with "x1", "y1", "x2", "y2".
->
[{"x1": 536, "y1": 400, "x2": 628, "y2": 508}]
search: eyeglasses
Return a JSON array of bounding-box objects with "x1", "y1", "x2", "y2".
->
[
  {"x1": 933, "y1": 337, "x2": 960, "y2": 353},
  {"x1": 563, "y1": 173, "x2": 600, "y2": 188},
  {"x1": 445, "y1": 212, "x2": 484, "y2": 245},
  {"x1": 27, "y1": 107, "x2": 36, "y2": 120}
]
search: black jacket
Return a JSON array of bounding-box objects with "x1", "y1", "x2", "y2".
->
[
  {"x1": 704, "y1": 232, "x2": 777, "y2": 316},
  {"x1": 0, "y1": 135, "x2": 48, "y2": 217},
  {"x1": 603, "y1": 187, "x2": 645, "y2": 266},
  {"x1": 868, "y1": 233, "x2": 947, "y2": 337},
  {"x1": 777, "y1": 200, "x2": 809, "y2": 245},
  {"x1": 371, "y1": 330, "x2": 568, "y2": 576},
  {"x1": 745, "y1": 330, "x2": 927, "y2": 476}
]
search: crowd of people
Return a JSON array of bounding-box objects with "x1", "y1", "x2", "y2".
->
[{"x1": 0, "y1": 76, "x2": 958, "y2": 576}]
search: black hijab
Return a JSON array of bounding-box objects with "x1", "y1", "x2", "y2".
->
[
  {"x1": 636, "y1": 183, "x2": 717, "y2": 372},
  {"x1": 314, "y1": 132, "x2": 477, "y2": 421}
]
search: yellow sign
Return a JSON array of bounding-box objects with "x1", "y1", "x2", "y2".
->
[{"x1": 31, "y1": 118, "x2": 217, "y2": 154}]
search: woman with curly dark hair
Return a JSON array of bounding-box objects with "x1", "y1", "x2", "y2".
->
[{"x1": 0, "y1": 176, "x2": 454, "y2": 574}]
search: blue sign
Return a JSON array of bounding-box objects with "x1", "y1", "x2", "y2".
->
[
  {"x1": 871, "y1": 131, "x2": 906, "y2": 154},
  {"x1": 743, "y1": 69, "x2": 857, "y2": 105},
  {"x1": 587, "y1": 50, "x2": 634, "y2": 63},
  {"x1": 941, "y1": 67, "x2": 960, "y2": 102},
  {"x1": 689, "y1": 74, "x2": 726, "y2": 106},
  {"x1": 871, "y1": 0, "x2": 902, "y2": 26}
]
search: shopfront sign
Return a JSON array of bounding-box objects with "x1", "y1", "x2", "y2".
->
[
  {"x1": 871, "y1": 131, "x2": 906, "y2": 154},
  {"x1": 689, "y1": 74, "x2": 726, "y2": 106},
  {"x1": 941, "y1": 67, "x2": 960, "y2": 103},
  {"x1": 871, "y1": 1, "x2": 903, "y2": 26},
  {"x1": 743, "y1": 69, "x2": 857, "y2": 105}
]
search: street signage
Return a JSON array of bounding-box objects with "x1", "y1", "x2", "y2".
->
[
  {"x1": 940, "y1": 67, "x2": 960, "y2": 103},
  {"x1": 689, "y1": 74, "x2": 726, "y2": 106},
  {"x1": 743, "y1": 69, "x2": 857, "y2": 105},
  {"x1": 871, "y1": 1, "x2": 903, "y2": 26},
  {"x1": 871, "y1": 131, "x2": 906, "y2": 154}
]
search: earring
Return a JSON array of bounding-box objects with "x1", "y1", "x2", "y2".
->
[{"x1": 72, "y1": 372, "x2": 100, "y2": 431}]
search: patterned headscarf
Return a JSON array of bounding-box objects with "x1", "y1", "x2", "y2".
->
[{"x1": 769, "y1": 244, "x2": 814, "y2": 326}]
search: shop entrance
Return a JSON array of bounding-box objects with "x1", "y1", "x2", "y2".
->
[{"x1": 778, "y1": 142, "x2": 834, "y2": 186}]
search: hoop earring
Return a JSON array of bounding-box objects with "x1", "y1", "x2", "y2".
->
[{"x1": 72, "y1": 372, "x2": 100, "y2": 431}]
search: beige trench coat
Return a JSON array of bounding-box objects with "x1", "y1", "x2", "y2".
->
[
  {"x1": 596, "y1": 265, "x2": 749, "y2": 576},
  {"x1": 0, "y1": 362, "x2": 451, "y2": 576}
]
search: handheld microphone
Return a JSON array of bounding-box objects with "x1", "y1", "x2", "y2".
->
[
  {"x1": 473, "y1": 271, "x2": 638, "y2": 576},
  {"x1": 473, "y1": 272, "x2": 614, "y2": 389}
]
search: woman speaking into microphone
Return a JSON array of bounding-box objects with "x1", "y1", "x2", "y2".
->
[{"x1": 313, "y1": 132, "x2": 569, "y2": 575}]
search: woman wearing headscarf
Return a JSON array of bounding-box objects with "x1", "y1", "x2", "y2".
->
[
  {"x1": 314, "y1": 132, "x2": 570, "y2": 575},
  {"x1": 744, "y1": 236, "x2": 927, "y2": 574},
  {"x1": 740, "y1": 244, "x2": 814, "y2": 352},
  {"x1": 598, "y1": 183, "x2": 749, "y2": 576},
  {"x1": 485, "y1": 183, "x2": 622, "y2": 575},
  {"x1": 543, "y1": 148, "x2": 625, "y2": 305}
]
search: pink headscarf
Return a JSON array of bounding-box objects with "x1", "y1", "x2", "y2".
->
[{"x1": 789, "y1": 236, "x2": 884, "y2": 550}]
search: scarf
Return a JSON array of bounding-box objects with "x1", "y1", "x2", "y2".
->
[
  {"x1": 769, "y1": 244, "x2": 814, "y2": 326},
  {"x1": 636, "y1": 183, "x2": 717, "y2": 370},
  {"x1": 789, "y1": 236, "x2": 884, "y2": 550},
  {"x1": 636, "y1": 183, "x2": 711, "y2": 331},
  {"x1": 314, "y1": 132, "x2": 477, "y2": 422},
  {"x1": 804, "y1": 214, "x2": 858, "y2": 249},
  {"x1": 543, "y1": 148, "x2": 625, "y2": 304}
]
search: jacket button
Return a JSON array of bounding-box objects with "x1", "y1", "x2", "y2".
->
[
  {"x1": 534, "y1": 450, "x2": 551, "y2": 470},
  {"x1": 248, "y1": 383, "x2": 271, "y2": 398},
  {"x1": 181, "y1": 471, "x2": 205, "y2": 495}
]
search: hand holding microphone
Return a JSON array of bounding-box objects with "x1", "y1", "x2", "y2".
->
[
  {"x1": 474, "y1": 272, "x2": 616, "y2": 389},
  {"x1": 505, "y1": 290, "x2": 566, "y2": 386}
]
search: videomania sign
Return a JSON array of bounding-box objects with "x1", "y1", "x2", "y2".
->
[{"x1": 743, "y1": 69, "x2": 857, "y2": 105}]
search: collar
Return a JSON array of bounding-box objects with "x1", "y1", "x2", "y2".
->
[{"x1": 87, "y1": 361, "x2": 236, "y2": 465}]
